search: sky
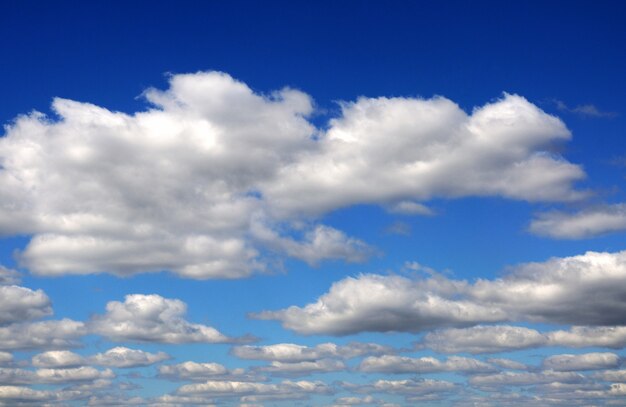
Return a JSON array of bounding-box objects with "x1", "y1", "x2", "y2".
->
[{"x1": 1, "y1": 1, "x2": 626, "y2": 406}]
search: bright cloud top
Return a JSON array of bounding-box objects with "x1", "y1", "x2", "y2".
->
[{"x1": 0, "y1": 71, "x2": 584, "y2": 279}]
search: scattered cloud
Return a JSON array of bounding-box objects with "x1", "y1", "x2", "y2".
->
[
  {"x1": 32, "y1": 350, "x2": 84, "y2": 368},
  {"x1": 89, "y1": 294, "x2": 240, "y2": 344},
  {"x1": 90, "y1": 347, "x2": 170, "y2": 368},
  {"x1": 554, "y1": 99, "x2": 618, "y2": 118},
  {"x1": 542, "y1": 352, "x2": 621, "y2": 371},
  {"x1": 530, "y1": 204, "x2": 626, "y2": 239},
  {"x1": 0, "y1": 319, "x2": 86, "y2": 350},
  {"x1": 231, "y1": 342, "x2": 392, "y2": 362},
  {"x1": 0, "y1": 285, "x2": 51, "y2": 325},
  {"x1": 358, "y1": 355, "x2": 496, "y2": 374}
]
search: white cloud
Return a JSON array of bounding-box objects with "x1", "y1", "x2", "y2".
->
[
  {"x1": 255, "y1": 359, "x2": 346, "y2": 376},
  {"x1": 256, "y1": 250, "x2": 626, "y2": 334},
  {"x1": 0, "y1": 286, "x2": 51, "y2": 325},
  {"x1": 32, "y1": 350, "x2": 84, "y2": 368},
  {"x1": 422, "y1": 325, "x2": 548, "y2": 354},
  {"x1": 0, "y1": 319, "x2": 85, "y2": 350},
  {"x1": 0, "y1": 72, "x2": 585, "y2": 279},
  {"x1": 158, "y1": 361, "x2": 229, "y2": 381},
  {"x1": 547, "y1": 326, "x2": 626, "y2": 348},
  {"x1": 90, "y1": 347, "x2": 170, "y2": 368},
  {"x1": 529, "y1": 204, "x2": 626, "y2": 239},
  {"x1": 542, "y1": 352, "x2": 621, "y2": 371},
  {"x1": 358, "y1": 355, "x2": 495, "y2": 374},
  {"x1": 469, "y1": 370, "x2": 585, "y2": 387},
  {"x1": 231, "y1": 342, "x2": 391, "y2": 362},
  {"x1": 33, "y1": 366, "x2": 115, "y2": 383},
  {"x1": 358, "y1": 378, "x2": 456, "y2": 396},
  {"x1": 252, "y1": 273, "x2": 504, "y2": 335},
  {"x1": 386, "y1": 201, "x2": 434, "y2": 216},
  {"x1": 176, "y1": 379, "x2": 331, "y2": 398},
  {"x1": 89, "y1": 294, "x2": 236, "y2": 343}
]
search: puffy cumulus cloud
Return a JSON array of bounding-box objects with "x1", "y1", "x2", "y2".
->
[
  {"x1": 0, "y1": 366, "x2": 114, "y2": 385},
  {"x1": 546, "y1": 326, "x2": 626, "y2": 348},
  {"x1": 32, "y1": 350, "x2": 84, "y2": 368},
  {"x1": 265, "y1": 93, "x2": 583, "y2": 216},
  {"x1": 469, "y1": 370, "x2": 585, "y2": 387},
  {"x1": 0, "y1": 319, "x2": 86, "y2": 350},
  {"x1": 331, "y1": 395, "x2": 378, "y2": 405},
  {"x1": 0, "y1": 386, "x2": 56, "y2": 402},
  {"x1": 529, "y1": 204, "x2": 626, "y2": 239},
  {"x1": 0, "y1": 286, "x2": 51, "y2": 325},
  {"x1": 0, "y1": 267, "x2": 20, "y2": 285},
  {"x1": 422, "y1": 325, "x2": 548, "y2": 354},
  {"x1": 89, "y1": 294, "x2": 238, "y2": 344},
  {"x1": 231, "y1": 342, "x2": 391, "y2": 362},
  {"x1": 90, "y1": 347, "x2": 170, "y2": 368},
  {"x1": 255, "y1": 359, "x2": 346, "y2": 377},
  {"x1": 358, "y1": 355, "x2": 495, "y2": 374},
  {"x1": 176, "y1": 379, "x2": 332, "y2": 399},
  {"x1": 252, "y1": 273, "x2": 505, "y2": 335},
  {"x1": 33, "y1": 366, "x2": 115, "y2": 384},
  {"x1": 157, "y1": 361, "x2": 242, "y2": 381},
  {"x1": 355, "y1": 378, "x2": 457, "y2": 396},
  {"x1": 542, "y1": 352, "x2": 621, "y2": 371},
  {"x1": 0, "y1": 72, "x2": 584, "y2": 279},
  {"x1": 255, "y1": 250, "x2": 626, "y2": 335}
]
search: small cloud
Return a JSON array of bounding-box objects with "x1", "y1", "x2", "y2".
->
[
  {"x1": 554, "y1": 99, "x2": 617, "y2": 118},
  {"x1": 384, "y1": 221, "x2": 411, "y2": 236}
]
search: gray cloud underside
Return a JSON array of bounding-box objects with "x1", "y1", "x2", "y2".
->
[{"x1": 255, "y1": 250, "x2": 626, "y2": 335}]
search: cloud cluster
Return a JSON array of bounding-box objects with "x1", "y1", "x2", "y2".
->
[
  {"x1": 255, "y1": 250, "x2": 626, "y2": 334},
  {"x1": 0, "y1": 72, "x2": 584, "y2": 279}
]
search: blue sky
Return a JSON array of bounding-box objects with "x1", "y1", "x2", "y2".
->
[{"x1": 1, "y1": 1, "x2": 626, "y2": 406}]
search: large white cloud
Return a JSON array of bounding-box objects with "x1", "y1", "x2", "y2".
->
[
  {"x1": 255, "y1": 250, "x2": 626, "y2": 334},
  {"x1": 0, "y1": 71, "x2": 584, "y2": 279},
  {"x1": 529, "y1": 204, "x2": 626, "y2": 239},
  {"x1": 89, "y1": 294, "x2": 238, "y2": 344}
]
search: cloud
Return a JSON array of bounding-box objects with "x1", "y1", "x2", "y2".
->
[
  {"x1": 542, "y1": 352, "x2": 621, "y2": 371},
  {"x1": 351, "y1": 378, "x2": 456, "y2": 396},
  {"x1": 0, "y1": 319, "x2": 85, "y2": 350},
  {"x1": 547, "y1": 326, "x2": 626, "y2": 348},
  {"x1": 176, "y1": 379, "x2": 332, "y2": 399},
  {"x1": 0, "y1": 267, "x2": 20, "y2": 285},
  {"x1": 358, "y1": 355, "x2": 495, "y2": 374},
  {"x1": 255, "y1": 250, "x2": 626, "y2": 335},
  {"x1": 0, "y1": 72, "x2": 585, "y2": 279},
  {"x1": 255, "y1": 359, "x2": 346, "y2": 377},
  {"x1": 422, "y1": 325, "x2": 548, "y2": 354},
  {"x1": 554, "y1": 100, "x2": 618, "y2": 118},
  {"x1": 32, "y1": 350, "x2": 84, "y2": 368},
  {"x1": 529, "y1": 204, "x2": 626, "y2": 239},
  {"x1": 469, "y1": 370, "x2": 585, "y2": 387},
  {"x1": 0, "y1": 366, "x2": 114, "y2": 385},
  {"x1": 0, "y1": 286, "x2": 52, "y2": 325},
  {"x1": 89, "y1": 294, "x2": 238, "y2": 344},
  {"x1": 231, "y1": 342, "x2": 392, "y2": 362},
  {"x1": 386, "y1": 201, "x2": 434, "y2": 216},
  {"x1": 90, "y1": 347, "x2": 170, "y2": 368},
  {"x1": 157, "y1": 361, "x2": 255, "y2": 382}
]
